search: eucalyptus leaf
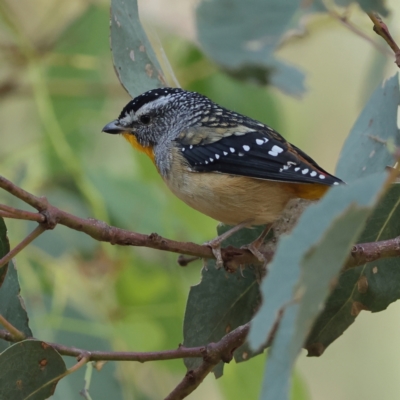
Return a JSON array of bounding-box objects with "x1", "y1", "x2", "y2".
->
[
  {"x1": 336, "y1": 74, "x2": 400, "y2": 182},
  {"x1": 251, "y1": 172, "x2": 387, "y2": 400},
  {"x1": 196, "y1": 0, "x2": 306, "y2": 96},
  {"x1": 110, "y1": 0, "x2": 166, "y2": 97},
  {"x1": 0, "y1": 217, "x2": 9, "y2": 287},
  {"x1": 306, "y1": 184, "x2": 400, "y2": 354},
  {"x1": 0, "y1": 340, "x2": 67, "y2": 400},
  {"x1": 183, "y1": 225, "x2": 264, "y2": 377}
]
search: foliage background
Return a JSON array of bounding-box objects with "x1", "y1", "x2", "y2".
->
[{"x1": 1, "y1": 0, "x2": 400, "y2": 398}]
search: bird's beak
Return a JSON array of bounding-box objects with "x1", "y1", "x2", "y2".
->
[{"x1": 102, "y1": 120, "x2": 126, "y2": 134}]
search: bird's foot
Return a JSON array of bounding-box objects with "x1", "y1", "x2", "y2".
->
[
  {"x1": 241, "y1": 224, "x2": 272, "y2": 264},
  {"x1": 205, "y1": 221, "x2": 252, "y2": 268}
]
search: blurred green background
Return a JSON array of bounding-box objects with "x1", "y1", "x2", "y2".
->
[{"x1": 1, "y1": 0, "x2": 400, "y2": 399}]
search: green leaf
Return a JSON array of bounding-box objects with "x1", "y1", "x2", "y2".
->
[
  {"x1": 306, "y1": 183, "x2": 400, "y2": 354},
  {"x1": 334, "y1": 0, "x2": 389, "y2": 16},
  {"x1": 0, "y1": 217, "x2": 9, "y2": 287},
  {"x1": 0, "y1": 217, "x2": 32, "y2": 351},
  {"x1": 0, "y1": 260, "x2": 33, "y2": 351},
  {"x1": 183, "y1": 225, "x2": 264, "y2": 378},
  {"x1": 336, "y1": 74, "x2": 400, "y2": 182},
  {"x1": 110, "y1": 0, "x2": 165, "y2": 97},
  {"x1": 249, "y1": 172, "x2": 387, "y2": 400},
  {"x1": 0, "y1": 339, "x2": 67, "y2": 400},
  {"x1": 196, "y1": 0, "x2": 306, "y2": 96}
]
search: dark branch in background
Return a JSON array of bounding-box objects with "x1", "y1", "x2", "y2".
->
[
  {"x1": 368, "y1": 12, "x2": 400, "y2": 68},
  {"x1": 1, "y1": 175, "x2": 400, "y2": 272}
]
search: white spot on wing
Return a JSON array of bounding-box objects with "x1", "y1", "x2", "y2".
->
[
  {"x1": 302, "y1": 169, "x2": 309, "y2": 174},
  {"x1": 215, "y1": 154, "x2": 220, "y2": 159},
  {"x1": 333, "y1": 182, "x2": 340, "y2": 185},
  {"x1": 319, "y1": 174, "x2": 326, "y2": 179},
  {"x1": 243, "y1": 145, "x2": 250, "y2": 151},
  {"x1": 223, "y1": 151, "x2": 228, "y2": 156},
  {"x1": 310, "y1": 171, "x2": 317, "y2": 177},
  {"x1": 230, "y1": 147, "x2": 235, "y2": 153},
  {"x1": 256, "y1": 139, "x2": 264, "y2": 145},
  {"x1": 209, "y1": 158, "x2": 214, "y2": 162},
  {"x1": 294, "y1": 167, "x2": 300, "y2": 172},
  {"x1": 271, "y1": 145, "x2": 283, "y2": 153}
]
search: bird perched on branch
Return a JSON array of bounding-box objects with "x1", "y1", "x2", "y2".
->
[{"x1": 102, "y1": 88, "x2": 343, "y2": 265}]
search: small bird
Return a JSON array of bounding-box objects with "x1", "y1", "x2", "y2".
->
[{"x1": 103, "y1": 88, "x2": 343, "y2": 264}]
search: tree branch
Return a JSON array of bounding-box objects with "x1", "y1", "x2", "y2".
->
[
  {"x1": 345, "y1": 236, "x2": 400, "y2": 270},
  {"x1": 165, "y1": 324, "x2": 250, "y2": 400},
  {"x1": 368, "y1": 12, "x2": 400, "y2": 68},
  {"x1": 1, "y1": 175, "x2": 400, "y2": 273},
  {"x1": 0, "y1": 175, "x2": 265, "y2": 268}
]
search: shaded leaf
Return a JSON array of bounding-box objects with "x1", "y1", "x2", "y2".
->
[
  {"x1": 0, "y1": 217, "x2": 9, "y2": 287},
  {"x1": 0, "y1": 339, "x2": 67, "y2": 400},
  {"x1": 0, "y1": 260, "x2": 33, "y2": 351},
  {"x1": 110, "y1": 0, "x2": 166, "y2": 97},
  {"x1": 306, "y1": 183, "x2": 400, "y2": 354},
  {"x1": 336, "y1": 74, "x2": 400, "y2": 182},
  {"x1": 196, "y1": 0, "x2": 306, "y2": 96},
  {"x1": 249, "y1": 172, "x2": 387, "y2": 400},
  {"x1": 183, "y1": 225, "x2": 263, "y2": 378}
]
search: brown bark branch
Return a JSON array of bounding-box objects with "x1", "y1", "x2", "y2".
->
[
  {"x1": 344, "y1": 236, "x2": 400, "y2": 270},
  {"x1": 165, "y1": 324, "x2": 250, "y2": 400},
  {"x1": 368, "y1": 12, "x2": 400, "y2": 68},
  {"x1": 0, "y1": 175, "x2": 265, "y2": 268},
  {"x1": 1, "y1": 175, "x2": 400, "y2": 272},
  {"x1": 0, "y1": 224, "x2": 47, "y2": 268}
]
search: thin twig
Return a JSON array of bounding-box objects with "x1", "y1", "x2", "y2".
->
[
  {"x1": 0, "y1": 204, "x2": 45, "y2": 222},
  {"x1": 328, "y1": 9, "x2": 392, "y2": 57},
  {"x1": 0, "y1": 329, "x2": 207, "y2": 362},
  {"x1": 368, "y1": 12, "x2": 400, "y2": 67},
  {"x1": 0, "y1": 224, "x2": 46, "y2": 268},
  {"x1": 0, "y1": 315, "x2": 26, "y2": 341}
]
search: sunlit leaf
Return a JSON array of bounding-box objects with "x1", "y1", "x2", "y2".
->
[
  {"x1": 110, "y1": 0, "x2": 166, "y2": 97},
  {"x1": 306, "y1": 183, "x2": 400, "y2": 355},
  {"x1": 336, "y1": 74, "x2": 400, "y2": 182},
  {"x1": 250, "y1": 172, "x2": 387, "y2": 400}
]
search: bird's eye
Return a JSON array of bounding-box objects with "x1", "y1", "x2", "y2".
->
[{"x1": 140, "y1": 115, "x2": 151, "y2": 125}]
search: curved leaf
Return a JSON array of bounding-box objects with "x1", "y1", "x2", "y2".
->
[{"x1": 110, "y1": 0, "x2": 166, "y2": 97}]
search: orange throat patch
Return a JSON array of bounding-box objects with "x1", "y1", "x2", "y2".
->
[{"x1": 122, "y1": 133, "x2": 155, "y2": 163}]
